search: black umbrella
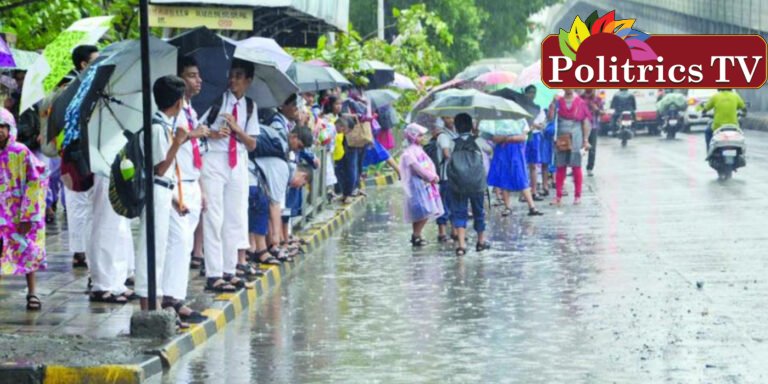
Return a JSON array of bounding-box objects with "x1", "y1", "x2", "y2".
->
[
  {"x1": 167, "y1": 26, "x2": 236, "y2": 116},
  {"x1": 492, "y1": 87, "x2": 541, "y2": 123},
  {"x1": 359, "y1": 60, "x2": 395, "y2": 89}
]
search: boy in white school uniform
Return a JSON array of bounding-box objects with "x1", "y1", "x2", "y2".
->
[
  {"x1": 135, "y1": 75, "x2": 188, "y2": 311},
  {"x1": 198, "y1": 59, "x2": 258, "y2": 292}
]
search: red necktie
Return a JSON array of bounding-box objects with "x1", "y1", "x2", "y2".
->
[
  {"x1": 185, "y1": 107, "x2": 203, "y2": 169},
  {"x1": 229, "y1": 103, "x2": 238, "y2": 168}
]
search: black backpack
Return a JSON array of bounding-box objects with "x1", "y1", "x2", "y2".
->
[
  {"x1": 108, "y1": 120, "x2": 154, "y2": 219},
  {"x1": 446, "y1": 136, "x2": 487, "y2": 196},
  {"x1": 423, "y1": 136, "x2": 441, "y2": 171}
]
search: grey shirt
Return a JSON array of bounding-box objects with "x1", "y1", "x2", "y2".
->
[{"x1": 436, "y1": 128, "x2": 459, "y2": 180}]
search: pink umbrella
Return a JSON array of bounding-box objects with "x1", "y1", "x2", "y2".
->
[
  {"x1": 474, "y1": 71, "x2": 517, "y2": 87},
  {"x1": 512, "y1": 62, "x2": 541, "y2": 88},
  {"x1": 306, "y1": 59, "x2": 329, "y2": 67}
]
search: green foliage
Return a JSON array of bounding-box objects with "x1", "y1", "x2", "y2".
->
[{"x1": 476, "y1": 0, "x2": 561, "y2": 57}]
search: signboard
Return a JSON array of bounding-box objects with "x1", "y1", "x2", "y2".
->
[{"x1": 148, "y1": 5, "x2": 253, "y2": 31}]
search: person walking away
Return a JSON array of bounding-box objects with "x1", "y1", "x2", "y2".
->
[
  {"x1": 486, "y1": 118, "x2": 544, "y2": 217},
  {"x1": 548, "y1": 90, "x2": 592, "y2": 206},
  {"x1": 0, "y1": 115, "x2": 48, "y2": 310},
  {"x1": 433, "y1": 116, "x2": 458, "y2": 243},
  {"x1": 198, "y1": 59, "x2": 258, "y2": 293},
  {"x1": 581, "y1": 89, "x2": 603, "y2": 176},
  {"x1": 446, "y1": 113, "x2": 490, "y2": 256},
  {"x1": 399, "y1": 123, "x2": 443, "y2": 247},
  {"x1": 699, "y1": 89, "x2": 747, "y2": 153},
  {"x1": 161, "y1": 57, "x2": 210, "y2": 322},
  {"x1": 522, "y1": 85, "x2": 547, "y2": 199},
  {"x1": 135, "y1": 76, "x2": 189, "y2": 312}
]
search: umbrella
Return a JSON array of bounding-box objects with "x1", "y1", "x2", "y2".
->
[
  {"x1": 1, "y1": 49, "x2": 42, "y2": 70},
  {"x1": 491, "y1": 87, "x2": 543, "y2": 124},
  {"x1": 235, "y1": 36, "x2": 293, "y2": 72},
  {"x1": 167, "y1": 26, "x2": 236, "y2": 115},
  {"x1": 420, "y1": 89, "x2": 532, "y2": 120},
  {"x1": 306, "y1": 59, "x2": 329, "y2": 67},
  {"x1": 492, "y1": 82, "x2": 559, "y2": 111},
  {"x1": 20, "y1": 16, "x2": 113, "y2": 113},
  {"x1": 389, "y1": 73, "x2": 417, "y2": 90},
  {"x1": 454, "y1": 65, "x2": 493, "y2": 81},
  {"x1": 359, "y1": 59, "x2": 395, "y2": 89},
  {"x1": 324, "y1": 67, "x2": 352, "y2": 89},
  {"x1": 474, "y1": 71, "x2": 518, "y2": 88},
  {"x1": 365, "y1": 89, "x2": 401, "y2": 109},
  {"x1": 287, "y1": 62, "x2": 338, "y2": 92},
  {"x1": 0, "y1": 36, "x2": 15, "y2": 68},
  {"x1": 78, "y1": 38, "x2": 177, "y2": 177},
  {"x1": 512, "y1": 62, "x2": 541, "y2": 88},
  {"x1": 233, "y1": 40, "x2": 299, "y2": 108}
]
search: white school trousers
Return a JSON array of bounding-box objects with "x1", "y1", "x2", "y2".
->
[
  {"x1": 87, "y1": 175, "x2": 133, "y2": 293},
  {"x1": 202, "y1": 151, "x2": 249, "y2": 279},
  {"x1": 135, "y1": 182, "x2": 174, "y2": 298},
  {"x1": 63, "y1": 186, "x2": 92, "y2": 254},
  {"x1": 163, "y1": 180, "x2": 202, "y2": 300}
]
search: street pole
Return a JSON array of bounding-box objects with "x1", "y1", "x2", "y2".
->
[
  {"x1": 377, "y1": 0, "x2": 385, "y2": 40},
  {"x1": 139, "y1": 0, "x2": 157, "y2": 311}
]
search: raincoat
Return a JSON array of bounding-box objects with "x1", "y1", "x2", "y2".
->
[
  {"x1": 0, "y1": 119, "x2": 48, "y2": 275},
  {"x1": 399, "y1": 142, "x2": 443, "y2": 223}
]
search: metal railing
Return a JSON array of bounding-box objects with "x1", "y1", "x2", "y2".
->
[{"x1": 292, "y1": 147, "x2": 328, "y2": 229}]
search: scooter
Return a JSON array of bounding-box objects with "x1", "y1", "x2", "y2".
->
[
  {"x1": 708, "y1": 125, "x2": 746, "y2": 180},
  {"x1": 617, "y1": 111, "x2": 634, "y2": 147},
  {"x1": 662, "y1": 106, "x2": 683, "y2": 140}
]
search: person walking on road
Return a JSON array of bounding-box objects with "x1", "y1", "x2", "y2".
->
[
  {"x1": 400, "y1": 123, "x2": 443, "y2": 247},
  {"x1": 549, "y1": 90, "x2": 591, "y2": 206},
  {"x1": 581, "y1": 89, "x2": 602, "y2": 176},
  {"x1": 0, "y1": 115, "x2": 48, "y2": 311}
]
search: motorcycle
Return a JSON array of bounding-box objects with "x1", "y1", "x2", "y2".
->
[
  {"x1": 662, "y1": 106, "x2": 683, "y2": 140},
  {"x1": 617, "y1": 111, "x2": 635, "y2": 147},
  {"x1": 708, "y1": 124, "x2": 746, "y2": 180}
]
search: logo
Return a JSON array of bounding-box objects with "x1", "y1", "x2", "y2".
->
[{"x1": 541, "y1": 10, "x2": 768, "y2": 88}]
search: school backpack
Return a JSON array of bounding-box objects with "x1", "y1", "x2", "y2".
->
[
  {"x1": 108, "y1": 121, "x2": 152, "y2": 219},
  {"x1": 446, "y1": 136, "x2": 487, "y2": 196}
]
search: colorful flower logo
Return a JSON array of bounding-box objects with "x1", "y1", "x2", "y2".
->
[{"x1": 558, "y1": 10, "x2": 658, "y2": 62}]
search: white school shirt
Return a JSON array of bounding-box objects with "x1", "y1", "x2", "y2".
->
[
  {"x1": 142, "y1": 110, "x2": 176, "y2": 183},
  {"x1": 176, "y1": 99, "x2": 202, "y2": 181},
  {"x1": 198, "y1": 90, "x2": 260, "y2": 154}
]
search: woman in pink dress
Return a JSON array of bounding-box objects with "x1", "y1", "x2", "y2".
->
[
  {"x1": 547, "y1": 90, "x2": 592, "y2": 206},
  {"x1": 0, "y1": 112, "x2": 48, "y2": 311},
  {"x1": 399, "y1": 123, "x2": 443, "y2": 247}
]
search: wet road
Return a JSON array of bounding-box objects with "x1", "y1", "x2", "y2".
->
[{"x1": 164, "y1": 130, "x2": 768, "y2": 384}]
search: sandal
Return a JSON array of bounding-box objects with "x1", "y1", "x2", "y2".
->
[
  {"x1": 26, "y1": 294, "x2": 42, "y2": 311},
  {"x1": 540, "y1": 189, "x2": 550, "y2": 197},
  {"x1": 89, "y1": 291, "x2": 128, "y2": 304},
  {"x1": 204, "y1": 278, "x2": 237, "y2": 293},
  {"x1": 269, "y1": 247, "x2": 293, "y2": 263},
  {"x1": 501, "y1": 208, "x2": 512, "y2": 217},
  {"x1": 410, "y1": 235, "x2": 427, "y2": 247},
  {"x1": 456, "y1": 248, "x2": 467, "y2": 257},
  {"x1": 550, "y1": 199, "x2": 562, "y2": 207},
  {"x1": 121, "y1": 290, "x2": 139, "y2": 301},
  {"x1": 224, "y1": 275, "x2": 254, "y2": 290},
  {"x1": 124, "y1": 277, "x2": 135, "y2": 287},
  {"x1": 476, "y1": 242, "x2": 491, "y2": 252},
  {"x1": 162, "y1": 300, "x2": 208, "y2": 324},
  {"x1": 250, "y1": 250, "x2": 280, "y2": 266},
  {"x1": 437, "y1": 235, "x2": 453, "y2": 244},
  {"x1": 532, "y1": 194, "x2": 544, "y2": 202},
  {"x1": 528, "y1": 208, "x2": 544, "y2": 216},
  {"x1": 236, "y1": 263, "x2": 264, "y2": 279},
  {"x1": 190, "y1": 256, "x2": 204, "y2": 269},
  {"x1": 573, "y1": 198, "x2": 581, "y2": 205}
]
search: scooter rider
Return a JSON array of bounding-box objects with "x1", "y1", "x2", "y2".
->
[
  {"x1": 699, "y1": 89, "x2": 747, "y2": 153},
  {"x1": 610, "y1": 89, "x2": 636, "y2": 134}
]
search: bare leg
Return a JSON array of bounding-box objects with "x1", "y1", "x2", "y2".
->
[
  {"x1": 413, "y1": 219, "x2": 428, "y2": 238},
  {"x1": 268, "y1": 204, "x2": 282, "y2": 248},
  {"x1": 521, "y1": 188, "x2": 537, "y2": 210},
  {"x1": 542, "y1": 166, "x2": 551, "y2": 194},
  {"x1": 456, "y1": 227, "x2": 467, "y2": 250},
  {"x1": 386, "y1": 158, "x2": 401, "y2": 179},
  {"x1": 26, "y1": 272, "x2": 35, "y2": 295},
  {"x1": 528, "y1": 164, "x2": 538, "y2": 196}
]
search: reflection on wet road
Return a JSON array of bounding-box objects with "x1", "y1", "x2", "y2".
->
[{"x1": 165, "y1": 131, "x2": 768, "y2": 383}]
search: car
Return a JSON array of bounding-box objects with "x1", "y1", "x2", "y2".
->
[
  {"x1": 683, "y1": 89, "x2": 718, "y2": 131},
  {"x1": 598, "y1": 89, "x2": 660, "y2": 135}
]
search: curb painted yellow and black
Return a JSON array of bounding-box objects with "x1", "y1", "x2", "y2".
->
[
  {"x1": 0, "y1": 197, "x2": 366, "y2": 384},
  {"x1": 365, "y1": 173, "x2": 398, "y2": 187}
]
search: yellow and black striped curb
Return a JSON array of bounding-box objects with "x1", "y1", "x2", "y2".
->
[
  {"x1": 365, "y1": 173, "x2": 398, "y2": 187},
  {"x1": 0, "y1": 197, "x2": 366, "y2": 384}
]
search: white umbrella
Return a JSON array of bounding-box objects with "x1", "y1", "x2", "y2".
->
[
  {"x1": 233, "y1": 39, "x2": 299, "y2": 108},
  {"x1": 389, "y1": 73, "x2": 417, "y2": 90},
  {"x1": 419, "y1": 89, "x2": 532, "y2": 120},
  {"x1": 82, "y1": 38, "x2": 177, "y2": 177},
  {"x1": 234, "y1": 36, "x2": 293, "y2": 72}
]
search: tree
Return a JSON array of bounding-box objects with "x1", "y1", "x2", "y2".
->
[{"x1": 476, "y1": 0, "x2": 561, "y2": 57}]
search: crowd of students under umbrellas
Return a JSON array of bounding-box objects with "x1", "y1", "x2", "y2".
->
[
  {"x1": 399, "y1": 86, "x2": 602, "y2": 256},
  {"x1": 0, "y1": 44, "x2": 400, "y2": 323}
]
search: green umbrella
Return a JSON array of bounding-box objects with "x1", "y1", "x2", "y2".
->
[
  {"x1": 20, "y1": 16, "x2": 113, "y2": 113},
  {"x1": 454, "y1": 65, "x2": 493, "y2": 81},
  {"x1": 420, "y1": 89, "x2": 532, "y2": 120}
]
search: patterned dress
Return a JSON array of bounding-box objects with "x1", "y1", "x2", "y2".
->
[{"x1": 0, "y1": 133, "x2": 48, "y2": 275}]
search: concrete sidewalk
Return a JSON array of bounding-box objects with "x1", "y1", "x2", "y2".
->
[{"x1": 0, "y1": 196, "x2": 366, "y2": 384}]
